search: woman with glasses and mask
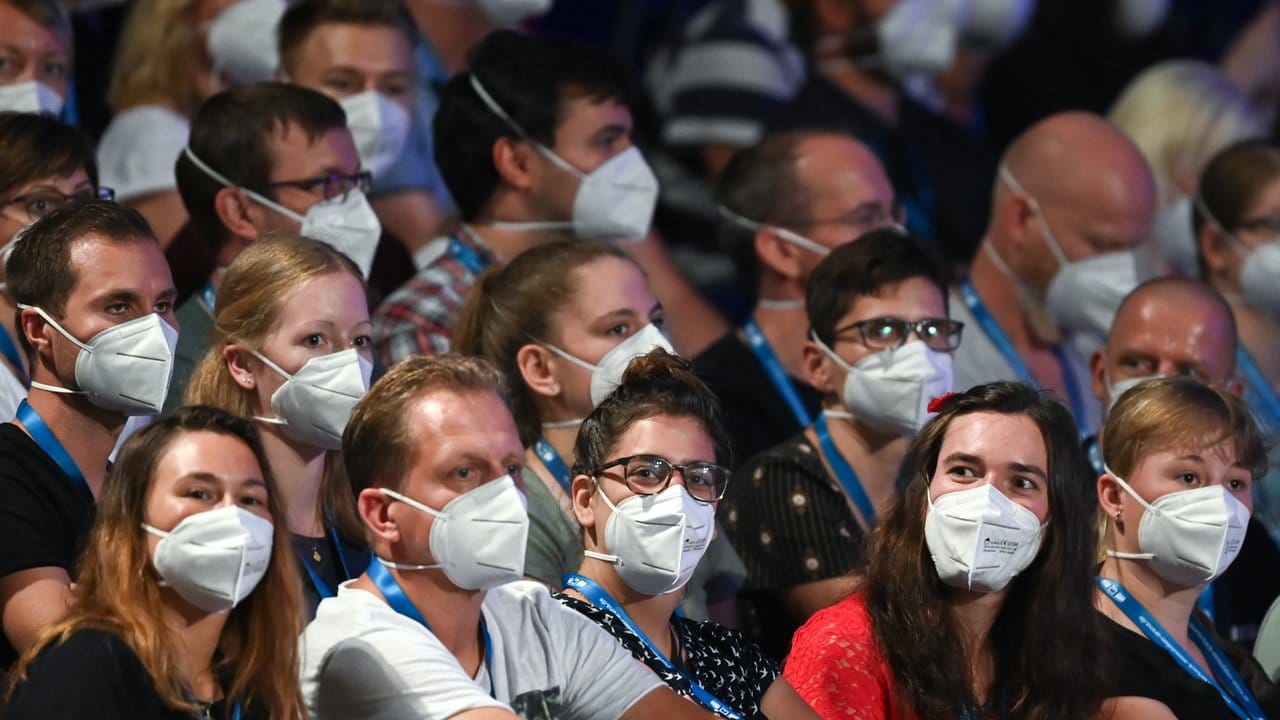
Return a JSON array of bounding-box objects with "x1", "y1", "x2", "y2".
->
[
  {"x1": 1095, "y1": 377, "x2": 1278, "y2": 718},
  {"x1": 720, "y1": 228, "x2": 961, "y2": 660},
  {"x1": 0, "y1": 111, "x2": 110, "y2": 418},
  {"x1": 555, "y1": 348, "x2": 818, "y2": 719}
]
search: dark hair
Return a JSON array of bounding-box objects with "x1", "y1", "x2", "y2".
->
[
  {"x1": 806, "y1": 228, "x2": 948, "y2": 345},
  {"x1": 455, "y1": 239, "x2": 637, "y2": 447},
  {"x1": 278, "y1": 0, "x2": 417, "y2": 75},
  {"x1": 861, "y1": 381, "x2": 1103, "y2": 720},
  {"x1": 0, "y1": 112, "x2": 97, "y2": 199},
  {"x1": 571, "y1": 349, "x2": 731, "y2": 476},
  {"x1": 1194, "y1": 139, "x2": 1280, "y2": 279},
  {"x1": 0, "y1": 0, "x2": 72, "y2": 51},
  {"x1": 715, "y1": 131, "x2": 812, "y2": 289},
  {"x1": 434, "y1": 29, "x2": 633, "y2": 220}
]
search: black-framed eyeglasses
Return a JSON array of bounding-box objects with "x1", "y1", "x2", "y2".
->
[
  {"x1": 1234, "y1": 214, "x2": 1280, "y2": 235},
  {"x1": 791, "y1": 202, "x2": 906, "y2": 234},
  {"x1": 838, "y1": 316, "x2": 964, "y2": 352},
  {"x1": 591, "y1": 454, "x2": 730, "y2": 503},
  {"x1": 266, "y1": 170, "x2": 372, "y2": 202},
  {"x1": 0, "y1": 186, "x2": 115, "y2": 219}
]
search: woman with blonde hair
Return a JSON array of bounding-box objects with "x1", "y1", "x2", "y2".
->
[
  {"x1": 186, "y1": 234, "x2": 371, "y2": 620},
  {"x1": 6, "y1": 405, "x2": 305, "y2": 718}
]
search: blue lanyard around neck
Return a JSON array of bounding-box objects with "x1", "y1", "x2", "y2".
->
[
  {"x1": 368, "y1": 557, "x2": 495, "y2": 697},
  {"x1": 0, "y1": 324, "x2": 28, "y2": 385},
  {"x1": 814, "y1": 412, "x2": 876, "y2": 525},
  {"x1": 562, "y1": 573, "x2": 742, "y2": 719},
  {"x1": 15, "y1": 399, "x2": 90, "y2": 498},
  {"x1": 1236, "y1": 347, "x2": 1280, "y2": 430},
  {"x1": 742, "y1": 320, "x2": 812, "y2": 428},
  {"x1": 298, "y1": 527, "x2": 356, "y2": 600},
  {"x1": 1096, "y1": 577, "x2": 1265, "y2": 719},
  {"x1": 448, "y1": 232, "x2": 490, "y2": 276},
  {"x1": 533, "y1": 437, "x2": 573, "y2": 494}
]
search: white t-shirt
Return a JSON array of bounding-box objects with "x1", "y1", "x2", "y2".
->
[
  {"x1": 300, "y1": 580, "x2": 664, "y2": 720},
  {"x1": 0, "y1": 363, "x2": 23, "y2": 419},
  {"x1": 97, "y1": 106, "x2": 190, "y2": 202}
]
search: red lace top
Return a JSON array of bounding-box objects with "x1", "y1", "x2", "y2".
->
[{"x1": 784, "y1": 593, "x2": 916, "y2": 720}]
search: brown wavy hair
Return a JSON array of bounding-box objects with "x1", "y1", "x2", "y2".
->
[
  {"x1": 861, "y1": 381, "x2": 1104, "y2": 720},
  {"x1": 9, "y1": 405, "x2": 306, "y2": 717}
]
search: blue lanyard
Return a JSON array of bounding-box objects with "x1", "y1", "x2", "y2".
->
[
  {"x1": 0, "y1": 324, "x2": 27, "y2": 385},
  {"x1": 814, "y1": 412, "x2": 876, "y2": 525},
  {"x1": 742, "y1": 320, "x2": 812, "y2": 428},
  {"x1": 1097, "y1": 578, "x2": 1265, "y2": 719},
  {"x1": 15, "y1": 399, "x2": 90, "y2": 498},
  {"x1": 448, "y1": 233, "x2": 490, "y2": 276},
  {"x1": 1236, "y1": 347, "x2": 1280, "y2": 431},
  {"x1": 959, "y1": 280, "x2": 1087, "y2": 436},
  {"x1": 298, "y1": 527, "x2": 356, "y2": 600},
  {"x1": 562, "y1": 574, "x2": 742, "y2": 719},
  {"x1": 230, "y1": 702, "x2": 241, "y2": 720},
  {"x1": 198, "y1": 282, "x2": 217, "y2": 316},
  {"x1": 533, "y1": 437, "x2": 573, "y2": 494},
  {"x1": 368, "y1": 557, "x2": 495, "y2": 697}
]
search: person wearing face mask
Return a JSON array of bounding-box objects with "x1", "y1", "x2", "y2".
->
[
  {"x1": 720, "y1": 229, "x2": 958, "y2": 661},
  {"x1": 373, "y1": 29, "x2": 728, "y2": 365},
  {"x1": 0, "y1": 0, "x2": 72, "y2": 118},
  {"x1": 0, "y1": 201, "x2": 178, "y2": 670},
  {"x1": 185, "y1": 235, "x2": 372, "y2": 621},
  {"x1": 787, "y1": 382, "x2": 1105, "y2": 720},
  {"x1": 950, "y1": 111, "x2": 1156, "y2": 438},
  {"x1": 554, "y1": 349, "x2": 818, "y2": 719},
  {"x1": 455, "y1": 239, "x2": 746, "y2": 625},
  {"x1": 700, "y1": 130, "x2": 901, "y2": 463},
  {"x1": 5, "y1": 406, "x2": 305, "y2": 718},
  {"x1": 1095, "y1": 377, "x2": 1279, "y2": 719},
  {"x1": 301, "y1": 354, "x2": 722, "y2": 719}
]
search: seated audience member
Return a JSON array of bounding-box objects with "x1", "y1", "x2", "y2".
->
[
  {"x1": 0, "y1": 112, "x2": 106, "y2": 416},
  {"x1": 700, "y1": 130, "x2": 899, "y2": 461},
  {"x1": 455, "y1": 239, "x2": 743, "y2": 622},
  {"x1": 1095, "y1": 377, "x2": 1279, "y2": 718},
  {"x1": 787, "y1": 382, "x2": 1104, "y2": 719},
  {"x1": 185, "y1": 235, "x2": 372, "y2": 621},
  {"x1": 276, "y1": 0, "x2": 447, "y2": 254},
  {"x1": 950, "y1": 111, "x2": 1155, "y2": 435},
  {"x1": 5, "y1": 406, "x2": 305, "y2": 718},
  {"x1": 168, "y1": 81, "x2": 405, "y2": 412},
  {"x1": 556, "y1": 349, "x2": 817, "y2": 718},
  {"x1": 0, "y1": 201, "x2": 177, "y2": 667},
  {"x1": 721, "y1": 228, "x2": 958, "y2": 660},
  {"x1": 373, "y1": 29, "x2": 726, "y2": 364},
  {"x1": 1109, "y1": 60, "x2": 1262, "y2": 277},
  {"x1": 97, "y1": 0, "x2": 232, "y2": 246},
  {"x1": 300, "y1": 354, "x2": 718, "y2": 719},
  {"x1": 0, "y1": 0, "x2": 72, "y2": 116}
]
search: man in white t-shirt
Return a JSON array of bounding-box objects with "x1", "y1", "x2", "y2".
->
[{"x1": 300, "y1": 354, "x2": 716, "y2": 720}]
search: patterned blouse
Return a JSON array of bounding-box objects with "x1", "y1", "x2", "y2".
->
[{"x1": 553, "y1": 593, "x2": 779, "y2": 718}]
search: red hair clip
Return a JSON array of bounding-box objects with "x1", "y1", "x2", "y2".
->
[{"x1": 927, "y1": 392, "x2": 955, "y2": 413}]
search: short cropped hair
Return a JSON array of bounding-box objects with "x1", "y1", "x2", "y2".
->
[
  {"x1": 277, "y1": 0, "x2": 416, "y2": 76},
  {"x1": 0, "y1": 112, "x2": 96, "y2": 199}
]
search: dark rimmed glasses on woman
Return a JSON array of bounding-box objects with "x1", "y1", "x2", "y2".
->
[{"x1": 591, "y1": 454, "x2": 730, "y2": 503}]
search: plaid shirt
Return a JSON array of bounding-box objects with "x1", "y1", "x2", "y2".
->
[{"x1": 372, "y1": 227, "x2": 496, "y2": 367}]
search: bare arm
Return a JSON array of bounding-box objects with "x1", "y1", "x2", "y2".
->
[
  {"x1": 1095, "y1": 696, "x2": 1178, "y2": 720},
  {"x1": 126, "y1": 190, "x2": 188, "y2": 250},
  {"x1": 760, "y1": 678, "x2": 821, "y2": 720},
  {"x1": 621, "y1": 686, "x2": 718, "y2": 720},
  {"x1": 778, "y1": 577, "x2": 853, "y2": 625},
  {"x1": 0, "y1": 567, "x2": 75, "y2": 656},
  {"x1": 624, "y1": 232, "x2": 729, "y2": 358}
]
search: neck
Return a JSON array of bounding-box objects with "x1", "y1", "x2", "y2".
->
[
  {"x1": 817, "y1": 59, "x2": 900, "y2": 126},
  {"x1": 464, "y1": 222, "x2": 561, "y2": 264},
  {"x1": 948, "y1": 587, "x2": 1007, "y2": 705},
  {"x1": 573, "y1": 556, "x2": 681, "y2": 658},
  {"x1": 1098, "y1": 556, "x2": 1200, "y2": 645},
  {"x1": 968, "y1": 242, "x2": 1042, "y2": 350},
  {"x1": 161, "y1": 592, "x2": 229, "y2": 703},
  {"x1": 404, "y1": 2, "x2": 495, "y2": 76},
  {"x1": 20, "y1": 388, "x2": 124, "y2": 495},
  {"x1": 259, "y1": 427, "x2": 327, "y2": 536},
  {"x1": 819, "y1": 407, "x2": 909, "y2": 509},
  {"x1": 354, "y1": 562, "x2": 487, "y2": 675},
  {"x1": 750, "y1": 298, "x2": 810, "y2": 379}
]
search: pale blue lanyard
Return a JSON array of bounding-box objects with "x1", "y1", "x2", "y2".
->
[
  {"x1": 742, "y1": 320, "x2": 812, "y2": 428},
  {"x1": 814, "y1": 412, "x2": 875, "y2": 525},
  {"x1": 448, "y1": 234, "x2": 490, "y2": 275},
  {"x1": 1096, "y1": 577, "x2": 1265, "y2": 719},
  {"x1": 533, "y1": 437, "x2": 573, "y2": 494},
  {"x1": 562, "y1": 573, "x2": 742, "y2": 719},
  {"x1": 15, "y1": 399, "x2": 90, "y2": 497}
]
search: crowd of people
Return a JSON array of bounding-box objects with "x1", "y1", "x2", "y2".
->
[{"x1": 0, "y1": 0, "x2": 1277, "y2": 718}]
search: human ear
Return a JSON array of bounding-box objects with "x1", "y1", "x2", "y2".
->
[
  {"x1": 213, "y1": 187, "x2": 266, "y2": 242},
  {"x1": 492, "y1": 136, "x2": 538, "y2": 191},
  {"x1": 754, "y1": 229, "x2": 806, "y2": 282},
  {"x1": 358, "y1": 487, "x2": 400, "y2": 544},
  {"x1": 801, "y1": 340, "x2": 837, "y2": 394},
  {"x1": 517, "y1": 343, "x2": 561, "y2": 398},
  {"x1": 222, "y1": 344, "x2": 258, "y2": 390}
]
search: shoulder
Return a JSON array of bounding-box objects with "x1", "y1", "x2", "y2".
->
[
  {"x1": 0, "y1": 424, "x2": 70, "y2": 492},
  {"x1": 790, "y1": 593, "x2": 878, "y2": 658},
  {"x1": 729, "y1": 435, "x2": 828, "y2": 497},
  {"x1": 11, "y1": 627, "x2": 156, "y2": 708},
  {"x1": 99, "y1": 106, "x2": 188, "y2": 147},
  {"x1": 30, "y1": 627, "x2": 140, "y2": 668}
]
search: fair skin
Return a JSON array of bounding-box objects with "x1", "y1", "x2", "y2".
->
[
  {"x1": 284, "y1": 21, "x2": 444, "y2": 254},
  {"x1": 143, "y1": 429, "x2": 272, "y2": 702},
  {"x1": 931, "y1": 411, "x2": 1051, "y2": 703},
  {"x1": 3, "y1": 235, "x2": 176, "y2": 657},
  {"x1": 1095, "y1": 441, "x2": 1253, "y2": 720},
  {"x1": 223, "y1": 270, "x2": 371, "y2": 537},
  {"x1": 0, "y1": 2, "x2": 70, "y2": 99},
  {"x1": 787, "y1": 277, "x2": 947, "y2": 617},
  {"x1": 354, "y1": 389, "x2": 715, "y2": 720},
  {"x1": 750, "y1": 134, "x2": 897, "y2": 380}
]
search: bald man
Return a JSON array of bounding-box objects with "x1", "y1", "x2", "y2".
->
[
  {"x1": 697, "y1": 131, "x2": 900, "y2": 461},
  {"x1": 951, "y1": 111, "x2": 1156, "y2": 435}
]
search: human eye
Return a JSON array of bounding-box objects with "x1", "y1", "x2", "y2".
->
[
  {"x1": 455, "y1": 466, "x2": 474, "y2": 480},
  {"x1": 506, "y1": 463, "x2": 524, "y2": 478},
  {"x1": 352, "y1": 333, "x2": 372, "y2": 348},
  {"x1": 25, "y1": 195, "x2": 55, "y2": 217},
  {"x1": 605, "y1": 322, "x2": 631, "y2": 337},
  {"x1": 1175, "y1": 472, "x2": 1200, "y2": 487},
  {"x1": 41, "y1": 59, "x2": 68, "y2": 80},
  {"x1": 1119, "y1": 355, "x2": 1155, "y2": 374},
  {"x1": 186, "y1": 487, "x2": 211, "y2": 501},
  {"x1": 302, "y1": 333, "x2": 325, "y2": 348},
  {"x1": 0, "y1": 53, "x2": 18, "y2": 80},
  {"x1": 153, "y1": 300, "x2": 172, "y2": 315},
  {"x1": 106, "y1": 301, "x2": 130, "y2": 316},
  {"x1": 1227, "y1": 476, "x2": 1251, "y2": 492},
  {"x1": 323, "y1": 75, "x2": 359, "y2": 95},
  {"x1": 1010, "y1": 476, "x2": 1039, "y2": 491},
  {"x1": 947, "y1": 464, "x2": 977, "y2": 479}
]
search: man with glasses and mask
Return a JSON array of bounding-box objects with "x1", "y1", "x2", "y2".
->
[{"x1": 700, "y1": 129, "x2": 900, "y2": 462}]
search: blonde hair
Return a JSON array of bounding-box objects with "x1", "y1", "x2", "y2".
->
[
  {"x1": 186, "y1": 235, "x2": 366, "y2": 542},
  {"x1": 1110, "y1": 60, "x2": 1263, "y2": 205},
  {"x1": 106, "y1": 0, "x2": 205, "y2": 113}
]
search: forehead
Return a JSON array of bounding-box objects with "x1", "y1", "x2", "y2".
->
[
  {"x1": 939, "y1": 411, "x2": 1048, "y2": 470},
  {"x1": 268, "y1": 123, "x2": 358, "y2": 176},
  {"x1": 841, "y1": 277, "x2": 945, "y2": 325},
  {"x1": 553, "y1": 94, "x2": 631, "y2": 142},
  {"x1": 407, "y1": 388, "x2": 522, "y2": 461},
  {"x1": 272, "y1": 270, "x2": 368, "y2": 325},
  {"x1": 794, "y1": 136, "x2": 893, "y2": 208},
  {"x1": 153, "y1": 430, "x2": 263, "y2": 484},
  {"x1": 562, "y1": 256, "x2": 652, "y2": 313},
  {"x1": 611, "y1": 415, "x2": 717, "y2": 462},
  {"x1": 1110, "y1": 292, "x2": 1234, "y2": 373},
  {"x1": 0, "y1": 3, "x2": 68, "y2": 54},
  {"x1": 297, "y1": 22, "x2": 413, "y2": 71},
  {"x1": 66, "y1": 234, "x2": 168, "y2": 289}
]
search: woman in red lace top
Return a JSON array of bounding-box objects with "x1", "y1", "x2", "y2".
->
[{"x1": 785, "y1": 382, "x2": 1106, "y2": 720}]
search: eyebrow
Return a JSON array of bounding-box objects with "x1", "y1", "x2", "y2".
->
[
  {"x1": 941, "y1": 452, "x2": 1046, "y2": 479},
  {"x1": 1009, "y1": 462, "x2": 1047, "y2": 479}
]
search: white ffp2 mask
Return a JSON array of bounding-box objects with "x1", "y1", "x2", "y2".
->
[
  {"x1": 584, "y1": 483, "x2": 715, "y2": 596},
  {"x1": 541, "y1": 323, "x2": 675, "y2": 407},
  {"x1": 144, "y1": 505, "x2": 275, "y2": 613},
  {"x1": 340, "y1": 91, "x2": 411, "y2": 180},
  {"x1": 924, "y1": 483, "x2": 1045, "y2": 593},
  {"x1": 0, "y1": 80, "x2": 64, "y2": 116},
  {"x1": 252, "y1": 348, "x2": 373, "y2": 451},
  {"x1": 812, "y1": 333, "x2": 953, "y2": 436}
]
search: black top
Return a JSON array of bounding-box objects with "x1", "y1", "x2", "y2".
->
[
  {"x1": 692, "y1": 332, "x2": 823, "y2": 465},
  {"x1": 553, "y1": 593, "x2": 779, "y2": 719},
  {"x1": 719, "y1": 435, "x2": 867, "y2": 661},
  {"x1": 291, "y1": 531, "x2": 371, "y2": 622},
  {"x1": 0, "y1": 423, "x2": 96, "y2": 668},
  {"x1": 5, "y1": 628, "x2": 261, "y2": 719}
]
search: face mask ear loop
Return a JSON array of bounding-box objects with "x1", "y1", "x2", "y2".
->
[
  {"x1": 581, "y1": 476, "x2": 626, "y2": 564},
  {"x1": 183, "y1": 146, "x2": 305, "y2": 223},
  {"x1": 375, "y1": 487, "x2": 448, "y2": 571},
  {"x1": 999, "y1": 164, "x2": 1069, "y2": 268},
  {"x1": 532, "y1": 337, "x2": 601, "y2": 374},
  {"x1": 808, "y1": 329, "x2": 854, "y2": 373},
  {"x1": 469, "y1": 74, "x2": 584, "y2": 181},
  {"x1": 18, "y1": 303, "x2": 91, "y2": 353},
  {"x1": 1102, "y1": 464, "x2": 1157, "y2": 560},
  {"x1": 717, "y1": 205, "x2": 832, "y2": 257}
]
